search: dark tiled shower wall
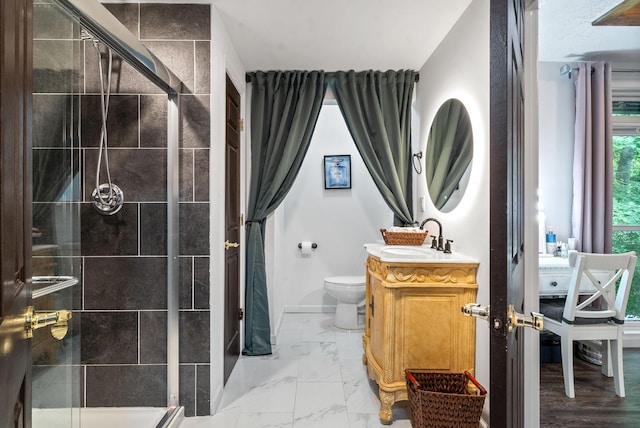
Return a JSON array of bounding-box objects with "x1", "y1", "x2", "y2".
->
[{"x1": 78, "y1": 3, "x2": 211, "y2": 417}]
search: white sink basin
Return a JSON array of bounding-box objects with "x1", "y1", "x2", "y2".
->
[
  {"x1": 380, "y1": 246, "x2": 435, "y2": 260},
  {"x1": 364, "y1": 242, "x2": 478, "y2": 264}
]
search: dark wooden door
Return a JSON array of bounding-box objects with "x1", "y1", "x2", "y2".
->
[
  {"x1": 490, "y1": 0, "x2": 527, "y2": 426},
  {"x1": 224, "y1": 74, "x2": 241, "y2": 384},
  {"x1": 0, "y1": 0, "x2": 33, "y2": 426}
]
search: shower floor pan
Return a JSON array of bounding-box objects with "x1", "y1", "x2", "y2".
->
[{"x1": 32, "y1": 407, "x2": 178, "y2": 428}]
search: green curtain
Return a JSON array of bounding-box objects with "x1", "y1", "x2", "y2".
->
[
  {"x1": 327, "y1": 70, "x2": 416, "y2": 226},
  {"x1": 425, "y1": 99, "x2": 473, "y2": 210},
  {"x1": 244, "y1": 70, "x2": 326, "y2": 355}
]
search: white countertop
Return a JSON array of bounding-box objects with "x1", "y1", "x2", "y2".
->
[
  {"x1": 539, "y1": 254, "x2": 572, "y2": 270},
  {"x1": 364, "y1": 242, "x2": 478, "y2": 264}
]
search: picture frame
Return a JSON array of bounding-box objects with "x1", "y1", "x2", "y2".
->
[{"x1": 324, "y1": 155, "x2": 351, "y2": 189}]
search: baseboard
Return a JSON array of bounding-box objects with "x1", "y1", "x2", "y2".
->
[
  {"x1": 271, "y1": 306, "x2": 337, "y2": 344},
  {"x1": 271, "y1": 308, "x2": 284, "y2": 344},
  {"x1": 283, "y1": 305, "x2": 336, "y2": 313},
  {"x1": 624, "y1": 325, "x2": 640, "y2": 348}
]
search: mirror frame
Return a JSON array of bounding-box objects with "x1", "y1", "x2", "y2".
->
[{"x1": 425, "y1": 98, "x2": 473, "y2": 212}]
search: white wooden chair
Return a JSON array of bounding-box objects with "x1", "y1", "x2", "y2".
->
[{"x1": 540, "y1": 251, "x2": 637, "y2": 397}]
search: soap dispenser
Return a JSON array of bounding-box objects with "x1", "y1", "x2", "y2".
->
[{"x1": 545, "y1": 228, "x2": 557, "y2": 255}]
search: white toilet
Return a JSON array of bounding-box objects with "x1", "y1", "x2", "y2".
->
[{"x1": 324, "y1": 276, "x2": 366, "y2": 329}]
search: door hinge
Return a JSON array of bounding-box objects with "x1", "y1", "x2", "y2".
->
[
  {"x1": 239, "y1": 118, "x2": 244, "y2": 131},
  {"x1": 238, "y1": 308, "x2": 244, "y2": 320}
]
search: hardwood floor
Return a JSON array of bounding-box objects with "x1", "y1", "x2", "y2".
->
[{"x1": 540, "y1": 348, "x2": 640, "y2": 427}]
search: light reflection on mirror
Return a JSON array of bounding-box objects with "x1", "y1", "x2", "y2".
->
[{"x1": 425, "y1": 98, "x2": 473, "y2": 212}]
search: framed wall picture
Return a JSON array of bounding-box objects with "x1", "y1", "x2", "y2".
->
[{"x1": 324, "y1": 155, "x2": 351, "y2": 189}]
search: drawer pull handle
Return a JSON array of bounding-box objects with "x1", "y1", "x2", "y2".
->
[{"x1": 550, "y1": 281, "x2": 558, "y2": 287}]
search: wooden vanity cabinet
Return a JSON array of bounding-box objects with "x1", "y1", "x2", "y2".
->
[{"x1": 362, "y1": 254, "x2": 479, "y2": 424}]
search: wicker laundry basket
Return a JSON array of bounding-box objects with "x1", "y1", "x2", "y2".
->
[
  {"x1": 380, "y1": 228, "x2": 428, "y2": 246},
  {"x1": 406, "y1": 370, "x2": 486, "y2": 428}
]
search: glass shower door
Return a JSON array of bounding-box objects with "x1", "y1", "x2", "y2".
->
[{"x1": 31, "y1": 1, "x2": 82, "y2": 427}]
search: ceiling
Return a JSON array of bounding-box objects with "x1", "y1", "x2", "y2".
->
[
  {"x1": 211, "y1": 0, "x2": 640, "y2": 72},
  {"x1": 211, "y1": 0, "x2": 473, "y2": 71},
  {"x1": 538, "y1": 0, "x2": 640, "y2": 63}
]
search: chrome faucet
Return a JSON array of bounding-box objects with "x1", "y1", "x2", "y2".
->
[{"x1": 420, "y1": 218, "x2": 444, "y2": 251}]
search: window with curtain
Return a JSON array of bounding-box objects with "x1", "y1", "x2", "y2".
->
[{"x1": 612, "y1": 78, "x2": 640, "y2": 321}]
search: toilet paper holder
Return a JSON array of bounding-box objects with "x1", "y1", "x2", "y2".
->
[{"x1": 298, "y1": 242, "x2": 318, "y2": 249}]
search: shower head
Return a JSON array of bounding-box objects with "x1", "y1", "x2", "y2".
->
[
  {"x1": 80, "y1": 28, "x2": 97, "y2": 42},
  {"x1": 81, "y1": 28, "x2": 103, "y2": 51}
]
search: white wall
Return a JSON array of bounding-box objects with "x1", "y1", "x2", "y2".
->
[
  {"x1": 413, "y1": 0, "x2": 491, "y2": 405},
  {"x1": 271, "y1": 103, "x2": 393, "y2": 326},
  {"x1": 210, "y1": 5, "x2": 247, "y2": 412},
  {"x1": 538, "y1": 61, "x2": 576, "y2": 244}
]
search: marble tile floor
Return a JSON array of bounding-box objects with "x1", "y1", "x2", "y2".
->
[{"x1": 179, "y1": 313, "x2": 412, "y2": 428}]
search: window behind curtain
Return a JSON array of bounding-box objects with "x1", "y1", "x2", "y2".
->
[{"x1": 612, "y1": 73, "x2": 640, "y2": 320}]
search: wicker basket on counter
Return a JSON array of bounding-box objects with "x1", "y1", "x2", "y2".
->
[{"x1": 380, "y1": 228, "x2": 428, "y2": 246}]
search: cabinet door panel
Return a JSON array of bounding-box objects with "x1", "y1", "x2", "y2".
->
[{"x1": 401, "y1": 294, "x2": 455, "y2": 371}]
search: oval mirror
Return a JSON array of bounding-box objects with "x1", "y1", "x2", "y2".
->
[{"x1": 425, "y1": 98, "x2": 473, "y2": 212}]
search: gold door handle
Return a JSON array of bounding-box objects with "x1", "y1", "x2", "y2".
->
[
  {"x1": 461, "y1": 303, "x2": 490, "y2": 320},
  {"x1": 461, "y1": 303, "x2": 544, "y2": 333},
  {"x1": 507, "y1": 304, "x2": 544, "y2": 332},
  {"x1": 224, "y1": 240, "x2": 239, "y2": 250},
  {"x1": 462, "y1": 303, "x2": 543, "y2": 332},
  {"x1": 25, "y1": 306, "x2": 72, "y2": 340}
]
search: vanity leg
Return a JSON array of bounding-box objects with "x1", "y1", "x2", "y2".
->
[
  {"x1": 362, "y1": 338, "x2": 368, "y2": 365},
  {"x1": 378, "y1": 389, "x2": 394, "y2": 425}
]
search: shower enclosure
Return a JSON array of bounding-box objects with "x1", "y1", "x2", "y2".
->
[{"x1": 30, "y1": 0, "x2": 213, "y2": 426}]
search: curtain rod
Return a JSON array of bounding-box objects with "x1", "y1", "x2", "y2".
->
[
  {"x1": 560, "y1": 63, "x2": 640, "y2": 79},
  {"x1": 246, "y1": 72, "x2": 420, "y2": 83}
]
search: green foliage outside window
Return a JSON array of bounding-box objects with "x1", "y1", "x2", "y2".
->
[{"x1": 612, "y1": 135, "x2": 640, "y2": 319}]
